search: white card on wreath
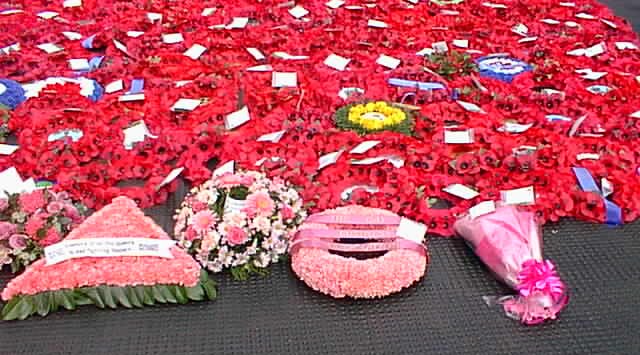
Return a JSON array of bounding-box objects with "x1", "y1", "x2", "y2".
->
[
  {"x1": 225, "y1": 106, "x2": 251, "y2": 130},
  {"x1": 396, "y1": 218, "x2": 427, "y2": 244},
  {"x1": 324, "y1": 54, "x2": 350, "y2": 71}
]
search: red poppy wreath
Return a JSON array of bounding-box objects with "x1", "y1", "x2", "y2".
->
[{"x1": 290, "y1": 205, "x2": 429, "y2": 299}]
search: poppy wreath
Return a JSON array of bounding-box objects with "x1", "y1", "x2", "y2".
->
[
  {"x1": 334, "y1": 101, "x2": 415, "y2": 136},
  {"x1": 0, "y1": 0, "x2": 639, "y2": 237},
  {"x1": 290, "y1": 206, "x2": 429, "y2": 299}
]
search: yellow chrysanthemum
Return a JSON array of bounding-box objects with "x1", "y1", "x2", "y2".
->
[{"x1": 347, "y1": 102, "x2": 407, "y2": 131}]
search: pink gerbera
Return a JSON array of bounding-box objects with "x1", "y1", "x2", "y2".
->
[
  {"x1": 244, "y1": 192, "x2": 275, "y2": 217},
  {"x1": 215, "y1": 173, "x2": 245, "y2": 188},
  {"x1": 192, "y1": 210, "x2": 216, "y2": 232},
  {"x1": 226, "y1": 226, "x2": 248, "y2": 246}
]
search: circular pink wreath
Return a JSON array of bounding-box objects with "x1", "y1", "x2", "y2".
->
[{"x1": 290, "y1": 206, "x2": 429, "y2": 299}]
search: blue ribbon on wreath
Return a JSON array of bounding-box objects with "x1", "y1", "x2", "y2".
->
[
  {"x1": 572, "y1": 167, "x2": 622, "y2": 226},
  {"x1": 0, "y1": 79, "x2": 26, "y2": 110},
  {"x1": 476, "y1": 56, "x2": 532, "y2": 83}
]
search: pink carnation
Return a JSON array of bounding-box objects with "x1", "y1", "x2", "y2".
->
[
  {"x1": 39, "y1": 228, "x2": 61, "y2": 247},
  {"x1": 244, "y1": 191, "x2": 275, "y2": 217},
  {"x1": 24, "y1": 215, "x2": 46, "y2": 237},
  {"x1": 215, "y1": 173, "x2": 245, "y2": 188},
  {"x1": 280, "y1": 205, "x2": 295, "y2": 221},
  {"x1": 226, "y1": 226, "x2": 248, "y2": 246},
  {"x1": 19, "y1": 190, "x2": 47, "y2": 214},
  {"x1": 192, "y1": 210, "x2": 216, "y2": 233},
  {"x1": 0, "y1": 221, "x2": 17, "y2": 240}
]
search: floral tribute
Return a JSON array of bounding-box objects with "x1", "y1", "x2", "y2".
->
[
  {"x1": 0, "y1": 189, "x2": 86, "y2": 273},
  {"x1": 335, "y1": 101, "x2": 414, "y2": 135},
  {"x1": 0, "y1": 1, "x2": 639, "y2": 236},
  {"x1": 454, "y1": 205, "x2": 568, "y2": 325},
  {"x1": 290, "y1": 206, "x2": 429, "y2": 299},
  {"x1": 174, "y1": 170, "x2": 306, "y2": 280},
  {"x1": 1, "y1": 197, "x2": 216, "y2": 320}
]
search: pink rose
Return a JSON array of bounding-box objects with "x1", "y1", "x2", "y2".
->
[
  {"x1": 46, "y1": 201, "x2": 64, "y2": 214},
  {"x1": 280, "y1": 205, "x2": 295, "y2": 220},
  {"x1": 226, "y1": 227, "x2": 248, "y2": 246},
  {"x1": 191, "y1": 201, "x2": 207, "y2": 212},
  {"x1": 8, "y1": 234, "x2": 27, "y2": 250},
  {"x1": 185, "y1": 227, "x2": 198, "y2": 241},
  {"x1": 0, "y1": 222, "x2": 17, "y2": 240},
  {"x1": 192, "y1": 210, "x2": 216, "y2": 233}
]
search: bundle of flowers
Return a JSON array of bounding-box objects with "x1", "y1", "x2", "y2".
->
[
  {"x1": 290, "y1": 206, "x2": 429, "y2": 299},
  {"x1": 0, "y1": 189, "x2": 86, "y2": 273},
  {"x1": 0, "y1": 0, "x2": 639, "y2": 236},
  {"x1": 334, "y1": 101, "x2": 415, "y2": 135},
  {"x1": 1, "y1": 197, "x2": 216, "y2": 320},
  {"x1": 174, "y1": 170, "x2": 306, "y2": 280}
]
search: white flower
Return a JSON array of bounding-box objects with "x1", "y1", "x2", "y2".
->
[
  {"x1": 200, "y1": 230, "x2": 221, "y2": 251},
  {"x1": 207, "y1": 260, "x2": 224, "y2": 273},
  {"x1": 261, "y1": 235, "x2": 277, "y2": 250},
  {"x1": 270, "y1": 220, "x2": 286, "y2": 238},
  {"x1": 273, "y1": 240, "x2": 288, "y2": 255},
  {"x1": 232, "y1": 252, "x2": 250, "y2": 266},
  {"x1": 251, "y1": 216, "x2": 271, "y2": 235},
  {"x1": 217, "y1": 246, "x2": 234, "y2": 267},
  {"x1": 253, "y1": 252, "x2": 271, "y2": 268},
  {"x1": 196, "y1": 189, "x2": 218, "y2": 204},
  {"x1": 224, "y1": 211, "x2": 247, "y2": 228}
]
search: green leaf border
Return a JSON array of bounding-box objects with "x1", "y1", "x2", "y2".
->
[
  {"x1": 334, "y1": 101, "x2": 415, "y2": 136},
  {"x1": 1, "y1": 270, "x2": 216, "y2": 320}
]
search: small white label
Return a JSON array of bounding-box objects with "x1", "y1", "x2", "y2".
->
[
  {"x1": 432, "y1": 41, "x2": 449, "y2": 53},
  {"x1": 457, "y1": 100, "x2": 486, "y2": 113},
  {"x1": 0, "y1": 167, "x2": 33, "y2": 198},
  {"x1": 118, "y1": 93, "x2": 145, "y2": 102},
  {"x1": 578, "y1": 69, "x2": 608, "y2": 80},
  {"x1": 585, "y1": 42, "x2": 606, "y2": 57},
  {"x1": 37, "y1": 11, "x2": 59, "y2": 19},
  {"x1": 511, "y1": 23, "x2": 529, "y2": 36},
  {"x1": 272, "y1": 72, "x2": 298, "y2": 88},
  {"x1": 127, "y1": 31, "x2": 145, "y2": 38},
  {"x1": 559, "y1": 2, "x2": 576, "y2": 6},
  {"x1": 289, "y1": 5, "x2": 309, "y2": 18},
  {"x1": 0, "y1": 9, "x2": 23, "y2": 15},
  {"x1": 350, "y1": 140, "x2": 380, "y2": 154},
  {"x1": 0, "y1": 144, "x2": 18, "y2": 155},
  {"x1": 615, "y1": 42, "x2": 638, "y2": 50},
  {"x1": 326, "y1": 0, "x2": 346, "y2": 9},
  {"x1": 338, "y1": 87, "x2": 365, "y2": 100},
  {"x1": 225, "y1": 106, "x2": 251, "y2": 130},
  {"x1": 213, "y1": 161, "x2": 235, "y2": 177},
  {"x1": 498, "y1": 122, "x2": 533, "y2": 133},
  {"x1": 575, "y1": 12, "x2": 596, "y2": 20},
  {"x1": 246, "y1": 47, "x2": 266, "y2": 61},
  {"x1": 202, "y1": 8, "x2": 216, "y2": 16},
  {"x1": 443, "y1": 184, "x2": 479, "y2": 200},
  {"x1": 62, "y1": 31, "x2": 83, "y2": 40},
  {"x1": 444, "y1": 129, "x2": 474, "y2": 144},
  {"x1": 601, "y1": 19, "x2": 617, "y2": 29},
  {"x1": 123, "y1": 121, "x2": 156, "y2": 149},
  {"x1": 469, "y1": 201, "x2": 496, "y2": 219},
  {"x1": 162, "y1": 33, "x2": 184, "y2": 44},
  {"x1": 246, "y1": 64, "x2": 273, "y2": 72},
  {"x1": 68, "y1": 58, "x2": 90, "y2": 71},
  {"x1": 157, "y1": 167, "x2": 184, "y2": 189},
  {"x1": 482, "y1": 2, "x2": 508, "y2": 8},
  {"x1": 576, "y1": 153, "x2": 600, "y2": 161},
  {"x1": 630, "y1": 111, "x2": 640, "y2": 119},
  {"x1": 567, "y1": 48, "x2": 586, "y2": 56},
  {"x1": 376, "y1": 54, "x2": 401, "y2": 69},
  {"x1": 541, "y1": 18, "x2": 561, "y2": 25},
  {"x1": 63, "y1": 0, "x2": 82, "y2": 8},
  {"x1": 318, "y1": 150, "x2": 344, "y2": 170},
  {"x1": 226, "y1": 17, "x2": 249, "y2": 29},
  {"x1": 518, "y1": 37, "x2": 538, "y2": 43},
  {"x1": 37, "y1": 43, "x2": 64, "y2": 54},
  {"x1": 416, "y1": 48, "x2": 435, "y2": 56},
  {"x1": 501, "y1": 186, "x2": 535, "y2": 205},
  {"x1": 184, "y1": 44, "x2": 207, "y2": 59},
  {"x1": 452, "y1": 39, "x2": 469, "y2": 48},
  {"x1": 601, "y1": 178, "x2": 613, "y2": 197},
  {"x1": 368, "y1": 19, "x2": 388, "y2": 28},
  {"x1": 272, "y1": 52, "x2": 309, "y2": 60},
  {"x1": 565, "y1": 21, "x2": 580, "y2": 28},
  {"x1": 396, "y1": 218, "x2": 427, "y2": 244},
  {"x1": 113, "y1": 39, "x2": 128, "y2": 54},
  {"x1": 257, "y1": 130, "x2": 286, "y2": 143},
  {"x1": 105, "y1": 80, "x2": 124, "y2": 94},
  {"x1": 171, "y1": 98, "x2": 201, "y2": 112},
  {"x1": 324, "y1": 54, "x2": 351, "y2": 71},
  {"x1": 45, "y1": 238, "x2": 176, "y2": 265},
  {"x1": 147, "y1": 12, "x2": 163, "y2": 23}
]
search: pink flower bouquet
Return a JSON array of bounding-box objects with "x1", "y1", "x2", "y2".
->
[
  {"x1": 454, "y1": 205, "x2": 568, "y2": 325},
  {"x1": 0, "y1": 189, "x2": 87, "y2": 273},
  {"x1": 174, "y1": 170, "x2": 306, "y2": 280}
]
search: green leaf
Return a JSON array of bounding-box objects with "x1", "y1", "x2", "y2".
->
[
  {"x1": 97, "y1": 286, "x2": 117, "y2": 309},
  {"x1": 53, "y1": 290, "x2": 76, "y2": 311},
  {"x1": 35, "y1": 293, "x2": 50, "y2": 317},
  {"x1": 199, "y1": 271, "x2": 217, "y2": 300},
  {"x1": 141, "y1": 286, "x2": 155, "y2": 305},
  {"x1": 133, "y1": 286, "x2": 151, "y2": 306},
  {"x1": 83, "y1": 288, "x2": 105, "y2": 308},
  {"x1": 158, "y1": 285, "x2": 176, "y2": 303},
  {"x1": 185, "y1": 284, "x2": 205, "y2": 301},
  {"x1": 168, "y1": 285, "x2": 187, "y2": 304},
  {"x1": 111, "y1": 287, "x2": 132, "y2": 308},
  {"x1": 126, "y1": 287, "x2": 143, "y2": 308},
  {"x1": 151, "y1": 285, "x2": 167, "y2": 303},
  {"x1": 2, "y1": 296, "x2": 35, "y2": 321}
]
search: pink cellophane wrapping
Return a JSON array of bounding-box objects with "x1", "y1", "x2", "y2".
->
[
  {"x1": 454, "y1": 205, "x2": 568, "y2": 325},
  {"x1": 290, "y1": 206, "x2": 428, "y2": 299}
]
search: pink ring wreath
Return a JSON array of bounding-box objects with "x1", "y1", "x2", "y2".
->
[{"x1": 290, "y1": 206, "x2": 429, "y2": 299}]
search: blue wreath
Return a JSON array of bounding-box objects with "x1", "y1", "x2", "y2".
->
[
  {"x1": 475, "y1": 56, "x2": 533, "y2": 83},
  {"x1": 0, "y1": 79, "x2": 26, "y2": 110}
]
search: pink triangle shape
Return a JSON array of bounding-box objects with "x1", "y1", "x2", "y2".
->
[{"x1": 2, "y1": 197, "x2": 201, "y2": 301}]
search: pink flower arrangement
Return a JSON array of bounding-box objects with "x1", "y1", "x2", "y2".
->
[
  {"x1": 290, "y1": 206, "x2": 429, "y2": 299},
  {"x1": 174, "y1": 170, "x2": 306, "y2": 279},
  {"x1": 1, "y1": 197, "x2": 202, "y2": 301},
  {"x1": 0, "y1": 189, "x2": 87, "y2": 273}
]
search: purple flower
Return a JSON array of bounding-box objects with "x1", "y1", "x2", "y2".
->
[
  {"x1": 8, "y1": 234, "x2": 28, "y2": 250},
  {"x1": 0, "y1": 221, "x2": 17, "y2": 240}
]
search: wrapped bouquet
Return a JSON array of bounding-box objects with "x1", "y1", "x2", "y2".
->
[{"x1": 454, "y1": 205, "x2": 568, "y2": 325}]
